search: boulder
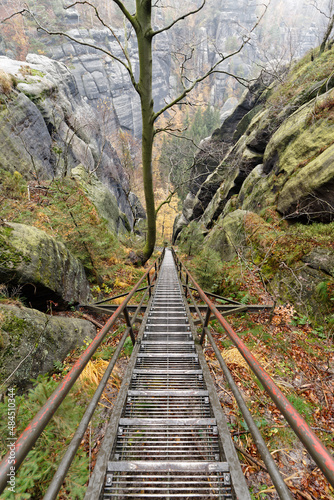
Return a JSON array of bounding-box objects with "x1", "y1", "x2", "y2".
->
[
  {"x1": 71, "y1": 164, "x2": 129, "y2": 234},
  {"x1": 0, "y1": 223, "x2": 92, "y2": 309},
  {"x1": 0, "y1": 304, "x2": 96, "y2": 389},
  {"x1": 302, "y1": 248, "x2": 334, "y2": 277},
  {"x1": 204, "y1": 209, "x2": 249, "y2": 262},
  {"x1": 271, "y1": 263, "x2": 334, "y2": 321}
]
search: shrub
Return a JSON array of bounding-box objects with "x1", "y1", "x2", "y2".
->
[
  {"x1": 0, "y1": 171, "x2": 27, "y2": 199},
  {"x1": 192, "y1": 247, "x2": 223, "y2": 292},
  {"x1": 0, "y1": 70, "x2": 14, "y2": 97},
  {"x1": 0, "y1": 376, "x2": 89, "y2": 499}
]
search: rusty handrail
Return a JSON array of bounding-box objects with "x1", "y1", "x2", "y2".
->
[
  {"x1": 172, "y1": 249, "x2": 334, "y2": 488},
  {"x1": 0, "y1": 249, "x2": 165, "y2": 495}
]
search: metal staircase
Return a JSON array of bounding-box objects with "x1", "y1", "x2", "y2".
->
[
  {"x1": 92, "y1": 249, "x2": 249, "y2": 499},
  {"x1": 1, "y1": 248, "x2": 333, "y2": 499}
]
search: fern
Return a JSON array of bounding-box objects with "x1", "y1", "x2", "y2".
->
[
  {"x1": 192, "y1": 247, "x2": 223, "y2": 292},
  {"x1": 0, "y1": 376, "x2": 89, "y2": 499}
]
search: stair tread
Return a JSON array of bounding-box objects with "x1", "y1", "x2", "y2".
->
[{"x1": 107, "y1": 460, "x2": 230, "y2": 473}]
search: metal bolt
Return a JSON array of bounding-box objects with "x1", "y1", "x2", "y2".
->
[{"x1": 224, "y1": 473, "x2": 231, "y2": 485}]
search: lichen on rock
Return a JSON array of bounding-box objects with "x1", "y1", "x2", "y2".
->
[{"x1": 0, "y1": 304, "x2": 96, "y2": 390}]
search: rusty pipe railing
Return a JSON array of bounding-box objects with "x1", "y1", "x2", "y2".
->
[
  {"x1": 0, "y1": 249, "x2": 165, "y2": 495},
  {"x1": 172, "y1": 249, "x2": 334, "y2": 489}
]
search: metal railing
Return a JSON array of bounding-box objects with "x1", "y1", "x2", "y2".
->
[
  {"x1": 0, "y1": 249, "x2": 165, "y2": 497},
  {"x1": 171, "y1": 248, "x2": 334, "y2": 493}
]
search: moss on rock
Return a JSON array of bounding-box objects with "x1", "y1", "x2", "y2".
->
[
  {"x1": 204, "y1": 209, "x2": 249, "y2": 262},
  {"x1": 71, "y1": 165, "x2": 128, "y2": 234},
  {"x1": 0, "y1": 222, "x2": 92, "y2": 308},
  {"x1": 0, "y1": 304, "x2": 96, "y2": 390}
]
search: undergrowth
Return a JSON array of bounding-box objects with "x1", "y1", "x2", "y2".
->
[
  {"x1": 268, "y1": 45, "x2": 334, "y2": 109},
  {"x1": 0, "y1": 173, "x2": 134, "y2": 287},
  {"x1": 0, "y1": 376, "x2": 89, "y2": 499}
]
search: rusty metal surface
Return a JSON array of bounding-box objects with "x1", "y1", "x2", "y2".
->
[
  {"x1": 172, "y1": 249, "x2": 334, "y2": 489},
  {"x1": 93, "y1": 249, "x2": 245, "y2": 499},
  {"x1": 0, "y1": 251, "x2": 164, "y2": 496}
]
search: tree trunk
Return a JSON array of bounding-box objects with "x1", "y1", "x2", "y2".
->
[
  {"x1": 135, "y1": 0, "x2": 156, "y2": 263},
  {"x1": 320, "y1": 14, "x2": 334, "y2": 54}
]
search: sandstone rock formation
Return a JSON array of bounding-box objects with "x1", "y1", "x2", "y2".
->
[
  {"x1": 0, "y1": 222, "x2": 92, "y2": 309},
  {"x1": 0, "y1": 304, "x2": 96, "y2": 389},
  {"x1": 0, "y1": 54, "x2": 140, "y2": 228},
  {"x1": 175, "y1": 72, "x2": 334, "y2": 238}
]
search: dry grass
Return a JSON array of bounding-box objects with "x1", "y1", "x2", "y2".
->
[
  {"x1": 78, "y1": 359, "x2": 121, "y2": 395},
  {"x1": 221, "y1": 347, "x2": 251, "y2": 370},
  {"x1": 112, "y1": 297, "x2": 124, "y2": 305},
  {"x1": 0, "y1": 70, "x2": 14, "y2": 96}
]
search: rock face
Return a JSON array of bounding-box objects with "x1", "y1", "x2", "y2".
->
[
  {"x1": 49, "y1": 27, "x2": 171, "y2": 138},
  {"x1": 204, "y1": 209, "x2": 249, "y2": 262},
  {"x1": 0, "y1": 304, "x2": 96, "y2": 389},
  {"x1": 10, "y1": 0, "x2": 316, "y2": 141},
  {"x1": 174, "y1": 50, "x2": 334, "y2": 319},
  {"x1": 302, "y1": 248, "x2": 334, "y2": 277},
  {"x1": 175, "y1": 71, "x2": 334, "y2": 236},
  {"x1": 172, "y1": 77, "x2": 274, "y2": 239},
  {"x1": 0, "y1": 223, "x2": 92, "y2": 309},
  {"x1": 0, "y1": 54, "x2": 140, "y2": 228}
]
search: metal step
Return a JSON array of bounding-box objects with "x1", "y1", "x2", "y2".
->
[
  {"x1": 93, "y1": 249, "x2": 249, "y2": 500},
  {"x1": 104, "y1": 462, "x2": 232, "y2": 499}
]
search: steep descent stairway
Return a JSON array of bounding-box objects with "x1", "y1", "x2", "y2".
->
[{"x1": 91, "y1": 249, "x2": 249, "y2": 499}]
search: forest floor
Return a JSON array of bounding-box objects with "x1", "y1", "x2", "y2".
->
[
  {"x1": 202, "y1": 264, "x2": 334, "y2": 500},
  {"x1": 39, "y1": 253, "x2": 334, "y2": 499}
]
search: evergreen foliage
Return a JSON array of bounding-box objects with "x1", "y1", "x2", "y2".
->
[
  {"x1": 0, "y1": 376, "x2": 89, "y2": 499},
  {"x1": 159, "y1": 105, "x2": 220, "y2": 200},
  {"x1": 192, "y1": 247, "x2": 223, "y2": 292}
]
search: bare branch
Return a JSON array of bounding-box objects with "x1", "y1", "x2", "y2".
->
[
  {"x1": 155, "y1": 190, "x2": 176, "y2": 215},
  {"x1": 66, "y1": 1, "x2": 135, "y2": 72},
  {"x1": 3, "y1": 6, "x2": 139, "y2": 92},
  {"x1": 1, "y1": 9, "x2": 27, "y2": 23},
  {"x1": 110, "y1": 0, "x2": 136, "y2": 22},
  {"x1": 152, "y1": 0, "x2": 206, "y2": 37},
  {"x1": 309, "y1": 0, "x2": 332, "y2": 19},
  {"x1": 153, "y1": 3, "x2": 268, "y2": 122}
]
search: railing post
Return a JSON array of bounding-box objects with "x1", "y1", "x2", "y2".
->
[
  {"x1": 123, "y1": 307, "x2": 136, "y2": 345},
  {"x1": 185, "y1": 274, "x2": 189, "y2": 298},
  {"x1": 147, "y1": 273, "x2": 151, "y2": 297},
  {"x1": 200, "y1": 307, "x2": 211, "y2": 345}
]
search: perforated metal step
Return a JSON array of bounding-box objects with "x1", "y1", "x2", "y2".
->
[
  {"x1": 104, "y1": 462, "x2": 232, "y2": 499},
  {"x1": 96, "y1": 250, "x2": 249, "y2": 500}
]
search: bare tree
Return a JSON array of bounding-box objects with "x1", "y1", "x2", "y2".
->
[
  {"x1": 2, "y1": 0, "x2": 268, "y2": 262},
  {"x1": 311, "y1": 0, "x2": 334, "y2": 53}
]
